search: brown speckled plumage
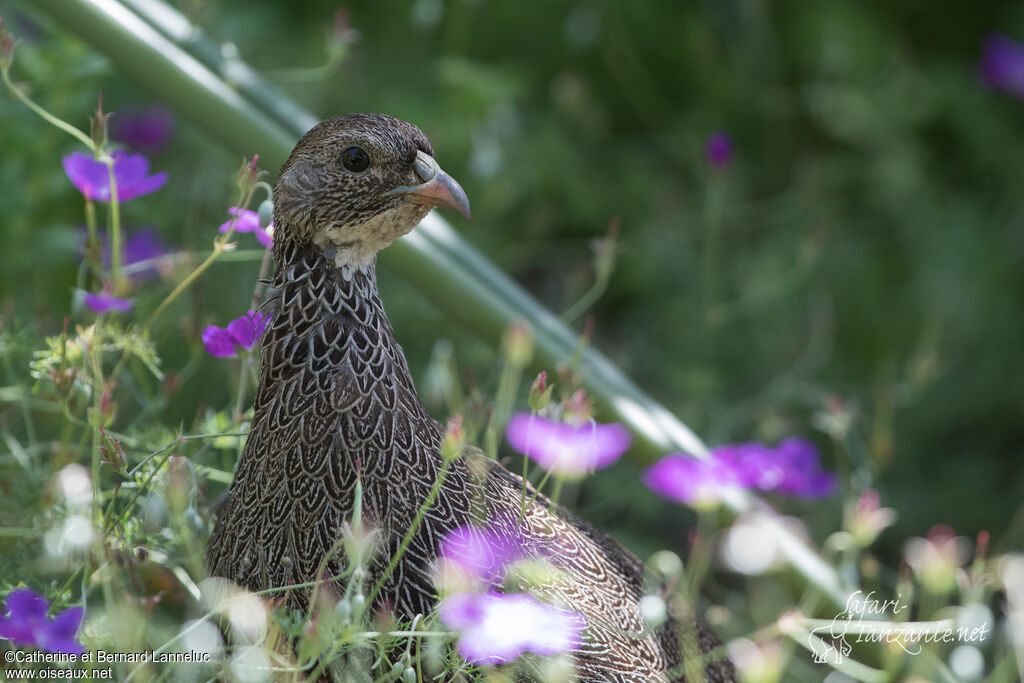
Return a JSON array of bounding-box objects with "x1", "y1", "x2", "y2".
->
[{"x1": 205, "y1": 113, "x2": 735, "y2": 682}]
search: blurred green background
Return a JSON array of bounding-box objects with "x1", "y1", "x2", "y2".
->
[{"x1": 1, "y1": 0, "x2": 1022, "y2": 575}]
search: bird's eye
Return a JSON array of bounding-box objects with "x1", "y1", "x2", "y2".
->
[{"x1": 341, "y1": 146, "x2": 370, "y2": 173}]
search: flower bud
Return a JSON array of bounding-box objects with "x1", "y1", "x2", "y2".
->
[
  {"x1": 236, "y1": 155, "x2": 265, "y2": 194},
  {"x1": 441, "y1": 414, "x2": 465, "y2": 461},
  {"x1": 502, "y1": 319, "x2": 533, "y2": 368},
  {"x1": 333, "y1": 598, "x2": 351, "y2": 622},
  {"x1": 402, "y1": 667, "x2": 416, "y2": 683},
  {"x1": 528, "y1": 371, "x2": 554, "y2": 412},
  {"x1": 257, "y1": 198, "x2": 274, "y2": 229},
  {"x1": 0, "y1": 18, "x2": 16, "y2": 71},
  {"x1": 90, "y1": 92, "x2": 112, "y2": 150},
  {"x1": 562, "y1": 388, "x2": 593, "y2": 424}
]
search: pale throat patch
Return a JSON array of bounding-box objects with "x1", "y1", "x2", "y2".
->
[{"x1": 312, "y1": 203, "x2": 431, "y2": 274}]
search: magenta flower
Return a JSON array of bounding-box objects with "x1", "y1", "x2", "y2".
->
[
  {"x1": 719, "y1": 438, "x2": 837, "y2": 499},
  {"x1": 111, "y1": 106, "x2": 174, "y2": 155},
  {"x1": 438, "y1": 525, "x2": 524, "y2": 586},
  {"x1": 505, "y1": 414, "x2": 630, "y2": 477},
  {"x1": 84, "y1": 227, "x2": 169, "y2": 282},
  {"x1": 979, "y1": 34, "x2": 1024, "y2": 99},
  {"x1": 705, "y1": 132, "x2": 734, "y2": 168},
  {"x1": 62, "y1": 150, "x2": 167, "y2": 202},
  {"x1": 439, "y1": 592, "x2": 585, "y2": 666},
  {"x1": 644, "y1": 438, "x2": 836, "y2": 507},
  {"x1": 219, "y1": 207, "x2": 273, "y2": 248},
  {"x1": 0, "y1": 589, "x2": 85, "y2": 655},
  {"x1": 203, "y1": 310, "x2": 271, "y2": 358},
  {"x1": 83, "y1": 292, "x2": 133, "y2": 314},
  {"x1": 643, "y1": 455, "x2": 740, "y2": 508}
]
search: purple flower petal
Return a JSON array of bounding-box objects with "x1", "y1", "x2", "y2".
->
[
  {"x1": 643, "y1": 455, "x2": 739, "y2": 507},
  {"x1": 712, "y1": 438, "x2": 837, "y2": 500},
  {"x1": 0, "y1": 590, "x2": 85, "y2": 654},
  {"x1": 202, "y1": 325, "x2": 238, "y2": 358},
  {"x1": 506, "y1": 414, "x2": 630, "y2": 476},
  {"x1": 219, "y1": 208, "x2": 273, "y2": 248},
  {"x1": 439, "y1": 526, "x2": 522, "y2": 585},
  {"x1": 440, "y1": 592, "x2": 585, "y2": 665},
  {"x1": 38, "y1": 607, "x2": 85, "y2": 655},
  {"x1": 111, "y1": 106, "x2": 174, "y2": 155},
  {"x1": 226, "y1": 310, "x2": 271, "y2": 351},
  {"x1": 219, "y1": 208, "x2": 261, "y2": 235},
  {"x1": 0, "y1": 589, "x2": 48, "y2": 644},
  {"x1": 83, "y1": 292, "x2": 133, "y2": 314},
  {"x1": 62, "y1": 154, "x2": 109, "y2": 201},
  {"x1": 63, "y1": 151, "x2": 167, "y2": 203},
  {"x1": 88, "y1": 227, "x2": 170, "y2": 282},
  {"x1": 255, "y1": 223, "x2": 274, "y2": 248},
  {"x1": 203, "y1": 311, "x2": 271, "y2": 358},
  {"x1": 979, "y1": 34, "x2": 1024, "y2": 98},
  {"x1": 705, "y1": 132, "x2": 733, "y2": 168}
]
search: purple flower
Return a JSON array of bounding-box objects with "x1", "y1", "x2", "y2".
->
[
  {"x1": 203, "y1": 310, "x2": 272, "y2": 358},
  {"x1": 83, "y1": 228, "x2": 170, "y2": 282},
  {"x1": 83, "y1": 292, "x2": 133, "y2": 314},
  {"x1": 62, "y1": 150, "x2": 167, "y2": 203},
  {"x1": 644, "y1": 438, "x2": 837, "y2": 507},
  {"x1": 219, "y1": 207, "x2": 273, "y2": 248},
  {"x1": 505, "y1": 414, "x2": 630, "y2": 477},
  {"x1": 643, "y1": 455, "x2": 740, "y2": 508},
  {"x1": 438, "y1": 525, "x2": 523, "y2": 586},
  {"x1": 705, "y1": 131, "x2": 733, "y2": 168},
  {"x1": 719, "y1": 438, "x2": 837, "y2": 499},
  {"x1": 0, "y1": 589, "x2": 85, "y2": 655},
  {"x1": 439, "y1": 592, "x2": 585, "y2": 666},
  {"x1": 111, "y1": 106, "x2": 174, "y2": 155},
  {"x1": 979, "y1": 34, "x2": 1024, "y2": 98}
]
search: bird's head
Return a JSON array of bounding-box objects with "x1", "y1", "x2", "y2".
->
[{"x1": 272, "y1": 113, "x2": 470, "y2": 267}]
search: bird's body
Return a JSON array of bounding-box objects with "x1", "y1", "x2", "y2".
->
[{"x1": 206, "y1": 114, "x2": 734, "y2": 682}]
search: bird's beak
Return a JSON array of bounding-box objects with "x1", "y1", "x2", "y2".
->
[{"x1": 384, "y1": 150, "x2": 472, "y2": 219}]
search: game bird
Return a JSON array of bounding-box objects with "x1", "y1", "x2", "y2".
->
[{"x1": 205, "y1": 113, "x2": 735, "y2": 682}]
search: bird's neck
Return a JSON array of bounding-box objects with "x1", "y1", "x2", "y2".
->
[{"x1": 257, "y1": 241, "x2": 426, "y2": 424}]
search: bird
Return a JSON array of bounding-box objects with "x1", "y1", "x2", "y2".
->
[{"x1": 205, "y1": 113, "x2": 735, "y2": 682}]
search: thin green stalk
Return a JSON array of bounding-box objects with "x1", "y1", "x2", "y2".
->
[
  {"x1": 142, "y1": 188, "x2": 252, "y2": 331},
  {"x1": 366, "y1": 459, "x2": 454, "y2": 611},
  {"x1": 87, "y1": 325, "x2": 106, "y2": 525},
  {"x1": 1, "y1": 66, "x2": 94, "y2": 148},
  {"x1": 484, "y1": 359, "x2": 522, "y2": 459},
  {"x1": 549, "y1": 475, "x2": 565, "y2": 505},
  {"x1": 103, "y1": 156, "x2": 123, "y2": 287},
  {"x1": 84, "y1": 199, "x2": 100, "y2": 275},
  {"x1": 562, "y1": 263, "x2": 613, "y2": 325}
]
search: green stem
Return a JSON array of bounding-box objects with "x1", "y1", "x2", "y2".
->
[
  {"x1": 141, "y1": 186, "x2": 253, "y2": 332},
  {"x1": 102, "y1": 155, "x2": 123, "y2": 287},
  {"x1": 562, "y1": 267, "x2": 612, "y2": 325},
  {"x1": 1, "y1": 66, "x2": 94, "y2": 148},
  {"x1": 86, "y1": 324, "x2": 105, "y2": 525},
  {"x1": 484, "y1": 357, "x2": 522, "y2": 459},
  {"x1": 365, "y1": 459, "x2": 453, "y2": 611},
  {"x1": 84, "y1": 199, "x2": 100, "y2": 276},
  {"x1": 549, "y1": 475, "x2": 565, "y2": 505}
]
